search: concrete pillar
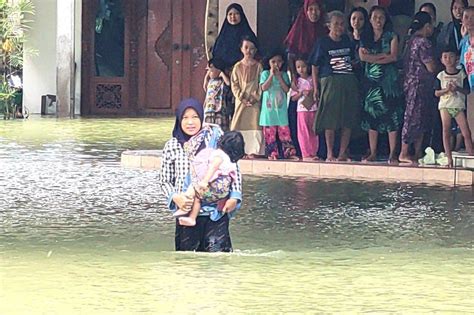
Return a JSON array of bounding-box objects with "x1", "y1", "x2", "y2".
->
[{"x1": 56, "y1": 0, "x2": 75, "y2": 118}]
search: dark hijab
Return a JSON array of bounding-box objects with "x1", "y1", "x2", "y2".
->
[
  {"x1": 211, "y1": 3, "x2": 258, "y2": 69},
  {"x1": 172, "y1": 98, "x2": 204, "y2": 145}
]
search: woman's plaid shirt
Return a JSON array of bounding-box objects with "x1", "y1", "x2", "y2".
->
[{"x1": 158, "y1": 137, "x2": 242, "y2": 211}]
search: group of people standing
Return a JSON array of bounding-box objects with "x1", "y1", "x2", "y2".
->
[
  {"x1": 204, "y1": 0, "x2": 474, "y2": 166},
  {"x1": 159, "y1": 0, "x2": 474, "y2": 253}
]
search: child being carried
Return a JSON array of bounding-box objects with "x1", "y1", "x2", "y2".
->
[{"x1": 174, "y1": 125, "x2": 245, "y2": 226}]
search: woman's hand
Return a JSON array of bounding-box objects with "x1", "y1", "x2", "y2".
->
[
  {"x1": 173, "y1": 193, "x2": 194, "y2": 212},
  {"x1": 221, "y1": 198, "x2": 238, "y2": 214}
]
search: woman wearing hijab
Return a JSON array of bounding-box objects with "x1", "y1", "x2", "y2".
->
[
  {"x1": 159, "y1": 98, "x2": 242, "y2": 252},
  {"x1": 211, "y1": 3, "x2": 258, "y2": 124},
  {"x1": 284, "y1": 0, "x2": 327, "y2": 159},
  {"x1": 211, "y1": 3, "x2": 258, "y2": 70}
]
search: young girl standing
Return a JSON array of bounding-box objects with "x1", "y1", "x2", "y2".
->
[
  {"x1": 290, "y1": 57, "x2": 319, "y2": 161},
  {"x1": 259, "y1": 51, "x2": 297, "y2": 160},
  {"x1": 230, "y1": 36, "x2": 264, "y2": 158}
]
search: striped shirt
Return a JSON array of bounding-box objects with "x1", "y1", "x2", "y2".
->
[{"x1": 158, "y1": 134, "x2": 242, "y2": 218}]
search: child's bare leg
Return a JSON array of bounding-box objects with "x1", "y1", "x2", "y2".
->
[
  {"x1": 455, "y1": 112, "x2": 474, "y2": 155},
  {"x1": 178, "y1": 197, "x2": 201, "y2": 226},
  {"x1": 173, "y1": 186, "x2": 195, "y2": 217},
  {"x1": 455, "y1": 133, "x2": 464, "y2": 151},
  {"x1": 440, "y1": 110, "x2": 453, "y2": 167}
]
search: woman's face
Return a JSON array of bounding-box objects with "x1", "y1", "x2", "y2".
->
[
  {"x1": 350, "y1": 11, "x2": 365, "y2": 31},
  {"x1": 328, "y1": 16, "x2": 345, "y2": 38},
  {"x1": 370, "y1": 9, "x2": 386, "y2": 31},
  {"x1": 453, "y1": 0, "x2": 465, "y2": 20},
  {"x1": 180, "y1": 108, "x2": 201, "y2": 137},
  {"x1": 227, "y1": 8, "x2": 241, "y2": 25},
  {"x1": 306, "y1": 4, "x2": 321, "y2": 23},
  {"x1": 240, "y1": 40, "x2": 256, "y2": 58}
]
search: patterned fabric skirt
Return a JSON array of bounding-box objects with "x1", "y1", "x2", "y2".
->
[
  {"x1": 314, "y1": 74, "x2": 360, "y2": 132},
  {"x1": 402, "y1": 80, "x2": 436, "y2": 144}
]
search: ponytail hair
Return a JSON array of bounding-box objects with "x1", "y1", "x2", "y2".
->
[{"x1": 409, "y1": 11, "x2": 432, "y2": 35}]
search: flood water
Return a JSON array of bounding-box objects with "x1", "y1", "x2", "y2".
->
[{"x1": 1, "y1": 117, "x2": 473, "y2": 314}]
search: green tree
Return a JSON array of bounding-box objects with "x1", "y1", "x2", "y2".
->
[{"x1": 0, "y1": 0, "x2": 34, "y2": 119}]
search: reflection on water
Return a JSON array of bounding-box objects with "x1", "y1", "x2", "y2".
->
[{"x1": 1, "y1": 117, "x2": 473, "y2": 313}]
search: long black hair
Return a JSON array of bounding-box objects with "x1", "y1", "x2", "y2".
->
[
  {"x1": 347, "y1": 6, "x2": 369, "y2": 34},
  {"x1": 361, "y1": 6, "x2": 393, "y2": 50}
]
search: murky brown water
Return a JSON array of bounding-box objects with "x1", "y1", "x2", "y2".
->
[{"x1": 1, "y1": 117, "x2": 473, "y2": 313}]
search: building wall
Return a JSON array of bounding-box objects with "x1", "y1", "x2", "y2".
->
[
  {"x1": 23, "y1": 0, "x2": 57, "y2": 114},
  {"x1": 23, "y1": 0, "x2": 82, "y2": 115}
]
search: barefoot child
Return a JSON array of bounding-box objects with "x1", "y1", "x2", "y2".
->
[
  {"x1": 290, "y1": 57, "x2": 319, "y2": 161},
  {"x1": 437, "y1": 52, "x2": 474, "y2": 167},
  {"x1": 174, "y1": 128, "x2": 245, "y2": 226},
  {"x1": 259, "y1": 51, "x2": 298, "y2": 160}
]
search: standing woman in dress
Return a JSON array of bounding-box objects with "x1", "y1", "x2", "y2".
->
[
  {"x1": 400, "y1": 12, "x2": 438, "y2": 163},
  {"x1": 159, "y1": 98, "x2": 242, "y2": 252},
  {"x1": 211, "y1": 3, "x2": 258, "y2": 122},
  {"x1": 284, "y1": 0, "x2": 327, "y2": 158},
  {"x1": 359, "y1": 6, "x2": 404, "y2": 164},
  {"x1": 230, "y1": 37, "x2": 264, "y2": 158}
]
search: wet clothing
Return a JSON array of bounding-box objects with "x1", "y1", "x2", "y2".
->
[
  {"x1": 159, "y1": 99, "x2": 242, "y2": 252},
  {"x1": 175, "y1": 215, "x2": 232, "y2": 252},
  {"x1": 360, "y1": 31, "x2": 404, "y2": 133},
  {"x1": 402, "y1": 36, "x2": 436, "y2": 145}
]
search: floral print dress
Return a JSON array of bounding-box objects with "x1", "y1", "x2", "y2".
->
[{"x1": 402, "y1": 36, "x2": 436, "y2": 144}]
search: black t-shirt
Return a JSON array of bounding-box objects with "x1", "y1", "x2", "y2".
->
[{"x1": 309, "y1": 34, "x2": 356, "y2": 78}]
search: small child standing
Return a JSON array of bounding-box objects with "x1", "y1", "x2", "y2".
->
[
  {"x1": 174, "y1": 127, "x2": 245, "y2": 226},
  {"x1": 290, "y1": 57, "x2": 319, "y2": 161},
  {"x1": 435, "y1": 48, "x2": 474, "y2": 167},
  {"x1": 203, "y1": 58, "x2": 231, "y2": 131},
  {"x1": 259, "y1": 51, "x2": 297, "y2": 160}
]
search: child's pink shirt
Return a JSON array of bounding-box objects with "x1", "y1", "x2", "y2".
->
[{"x1": 290, "y1": 77, "x2": 317, "y2": 112}]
